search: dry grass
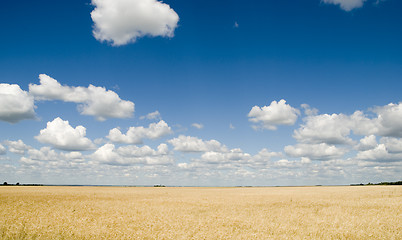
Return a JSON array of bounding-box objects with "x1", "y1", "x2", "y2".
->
[{"x1": 0, "y1": 186, "x2": 401, "y2": 239}]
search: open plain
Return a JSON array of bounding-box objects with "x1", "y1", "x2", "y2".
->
[{"x1": 0, "y1": 186, "x2": 401, "y2": 239}]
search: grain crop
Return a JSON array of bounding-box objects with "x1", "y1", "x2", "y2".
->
[{"x1": 0, "y1": 186, "x2": 401, "y2": 239}]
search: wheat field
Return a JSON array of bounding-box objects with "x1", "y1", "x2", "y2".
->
[{"x1": 0, "y1": 186, "x2": 400, "y2": 239}]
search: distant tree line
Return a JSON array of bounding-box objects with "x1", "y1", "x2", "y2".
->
[
  {"x1": 2, "y1": 182, "x2": 43, "y2": 186},
  {"x1": 351, "y1": 181, "x2": 402, "y2": 186}
]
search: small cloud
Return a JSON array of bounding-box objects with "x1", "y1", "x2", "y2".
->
[
  {"x1": 229, "y1": 123, "x2": 235, "y2": 130},
  {"x1": 234, "y1": 21, "x2": 239, "y2": 28},
  {"x1": 321, "y1": 0, "x2": 367, "y2": 11},
  {"x1": 140, "y1": 111, "x2": 161, "y2": 120},
  {"x1": 0, "y1": 144, "x2": 6, "y2": 155},
  {"x1": 94, "y1": 138, "x2": 105, "y2": 145},
  {"x1": 191, "y1": 123, "x2": 204, "y2": 129},
  {"x1": 301, "y1": 103, "x2": 318, "y2": 116}
]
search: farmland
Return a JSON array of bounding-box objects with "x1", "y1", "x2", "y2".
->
[{"x1": 0, "y1": 186, "x2": 401, "y2": 239}]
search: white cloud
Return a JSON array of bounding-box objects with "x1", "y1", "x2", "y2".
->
[
  {"x1": 4, "y1": 140, "x2": 31, "y2": 155},
  {"x1": 92, "y1": 143, "x2": 173, "y2": 165},
  {"x1": 322, "y1": 0, "x2": 367, "y2": 11},
  {"x1": 294, "y1": 113, "x2": 354, "y2": 145},
  {"x1": 107, "y1": 120, "x2": 172, "y2": 144},
  {"x1": 301, "y1": 103, "x2": 318, "y2": 116},
  {"x1": 29, "y1": 74, "x2": 134, "y2": 121},
  {"x1": 380, "y1": 137, "x2": 402, "y2": 153},
  {"x1": 21, "y1": 147, "x2": 84, "y2": 165},
  {"x1": 140, "y1": 111, "x2": 161, "y2": 120},
  {"x1": 201, "y1": 148, "x2": 251, "y2": 164},
  {"x1": 252, "y1": 148, "x2": 283, "y2": 163},
  {"x1": 0, "y1": 144, "x2": 6, "y2": 155},
  {"x1": 91, "y1": 0, "x2": 179, "y2": 46},
  {"x1": 371, "y1": 103, "x2": 402, "y2": 137},
  {"x1": 168, "y1": 135, "x2": 227, "y2": 153},
  {"x1": 0, "y1": 83, "x2": 35, "y2": 123},
  {"x1": 284, "y1": 143, "x2": 347, "y2": 161},
  {"x1": 356, "y1": 144, "x2": 402, "y2": 162},
  {"x1": 248, "y1": 99, "x2": 300, "y2": 130},
  {"x1": 356, "y1": 135, "x2": 377, "y2": 151},
  {"x1": 229, "y1": 123, "x2": 235, "y2": 130},
  {"x1": 191, "y1": 123, "x2": 204, "y2": 129},
  {"x1": 294, "y1": 103, "x2": 402, "y2": 145},
  {"x1": 35, "y1": 117, "x2": 95, "y2": 151}
]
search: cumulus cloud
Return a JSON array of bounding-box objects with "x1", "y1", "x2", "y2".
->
[
  {"x1": 356, "y1": 135, "x2": 377, "y2": 151},
  {"x1": 294, "y1": 113, "x2": 355, "y2": 145},
  {"x1": 294, "y1": 103, "x2": 402, "y2": 146},
  {"x1": 0, "y1": 83, "x2": 35, "y2": 123},
  {"x1": 201, "y1": 148, "x2": 251, "y2": 164},
  {"x1": 380, "y1": 137, "x2": 402, "y2": 153},
  {"x1": 4, "y1": 140, "x2": 31, "y2": 155},
  {"x1": 168, "y1": 135, "x2": 227, "y2": 153},
  {"x1": 371, "y1": 103, "x2": 402, "y2": 137},
  {"x1": 177, "y1": 147, "x2": 284, "y2": 173},
  {"x1": 140, "y1": 111, "x2": 161, "y2": 120},
  {"x1": 21, "y1": 147, "x2": 85, "y2": 165},
  {"x1": 92, "y1": 143, "x2": 172, "y2": 165},
  {"x1": 248, "y1": 99, "x2": 300, "y2": 130},
  {"x1": 284, "y1": 143, "x2": 347, "y2": 161},
  {"x1": 356, "y1": 144, "x2": 402, "y2": 162},
  {"x1": 91, "y1": 0, "x2": 179, "y2": 46},
  {"x1": 252, "y1": 148, "x2": 283, "y2": 163},
  {"x1": 0, "y1": 144, "x2": 6, "y2": 155},
  {"x1": 29, "y1": 74, "x2": 134, "y2": 121},
  {"x1": 107, "y1": 120, "x2": 172, "y2": 144},
  {"x1": 35, "y1": 117, "x2": 95, "y2": 151},
  {"x1": 191, "y1": 123, "x2": 204, "y2": 129},
  {"x1": 322, "y1": 0, "x2": 367, "y2": 11}
]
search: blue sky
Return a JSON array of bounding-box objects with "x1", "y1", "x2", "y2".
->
[{"x1": 0, "y1": 0, "x2": 401, "y2": 186}]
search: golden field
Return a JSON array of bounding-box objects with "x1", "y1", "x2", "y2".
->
[{"x1": 0, "y1": 186, "x2": 401, "y2": 239}]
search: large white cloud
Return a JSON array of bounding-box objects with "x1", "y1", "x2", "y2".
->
[
  {"x1": 21, "y1": 147, "x2": 84, "y2": 165},
  {"x1": 91, "y1": 0, "x2": 179, "y2": 46},
  {"x1": 29, "y1": 74, "x2": 134, "y2": 121},
  {"x1": 356, "y1": 144, "x2": 402, "y2": 162},
  {"x1": 248, "y1": 99, "x2": 300, "y2": 130},
  {"x1": 35, "y1": 117, "x2": 95, "y2": 151},
  {"x1": 294, "y1": 103, "x2": 402, "y2": 146},
  {"x1": 4, "y1": 140, "x2": 31, "y2": 155},
  {"x1": 92, "y1": 143, "x2": 172, "y2": 165},
  {"x1": 371, "y1": 103, "x2": 402, "y2": 137},
  {"x1": 168, "y1": 135, "x2": 227, "y2": 153},
  {"x1": 294, "y1": 113, "x2": 355, "y2": 145},
  {"x1": 107, "y1": 120, "x2": 172, "y2": 144},
  {"x1": 284, "y1": 143, "x2": 347, "y2": 161},
  {"x1": 322, "y1": 0, "x2": 367, "y2": 11},
  {"x1": 356, "y1": 135, "x2": 377, "y2": 151},
  {"x1": 0, "y1": 83, "x2": 35, "y2": 123},
  {"x1": 380, "y1": 137, "x2": 402, "y2": 153},
  {"x1": 200, "y1": 148, "x2": 251, "y2": 164}
]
